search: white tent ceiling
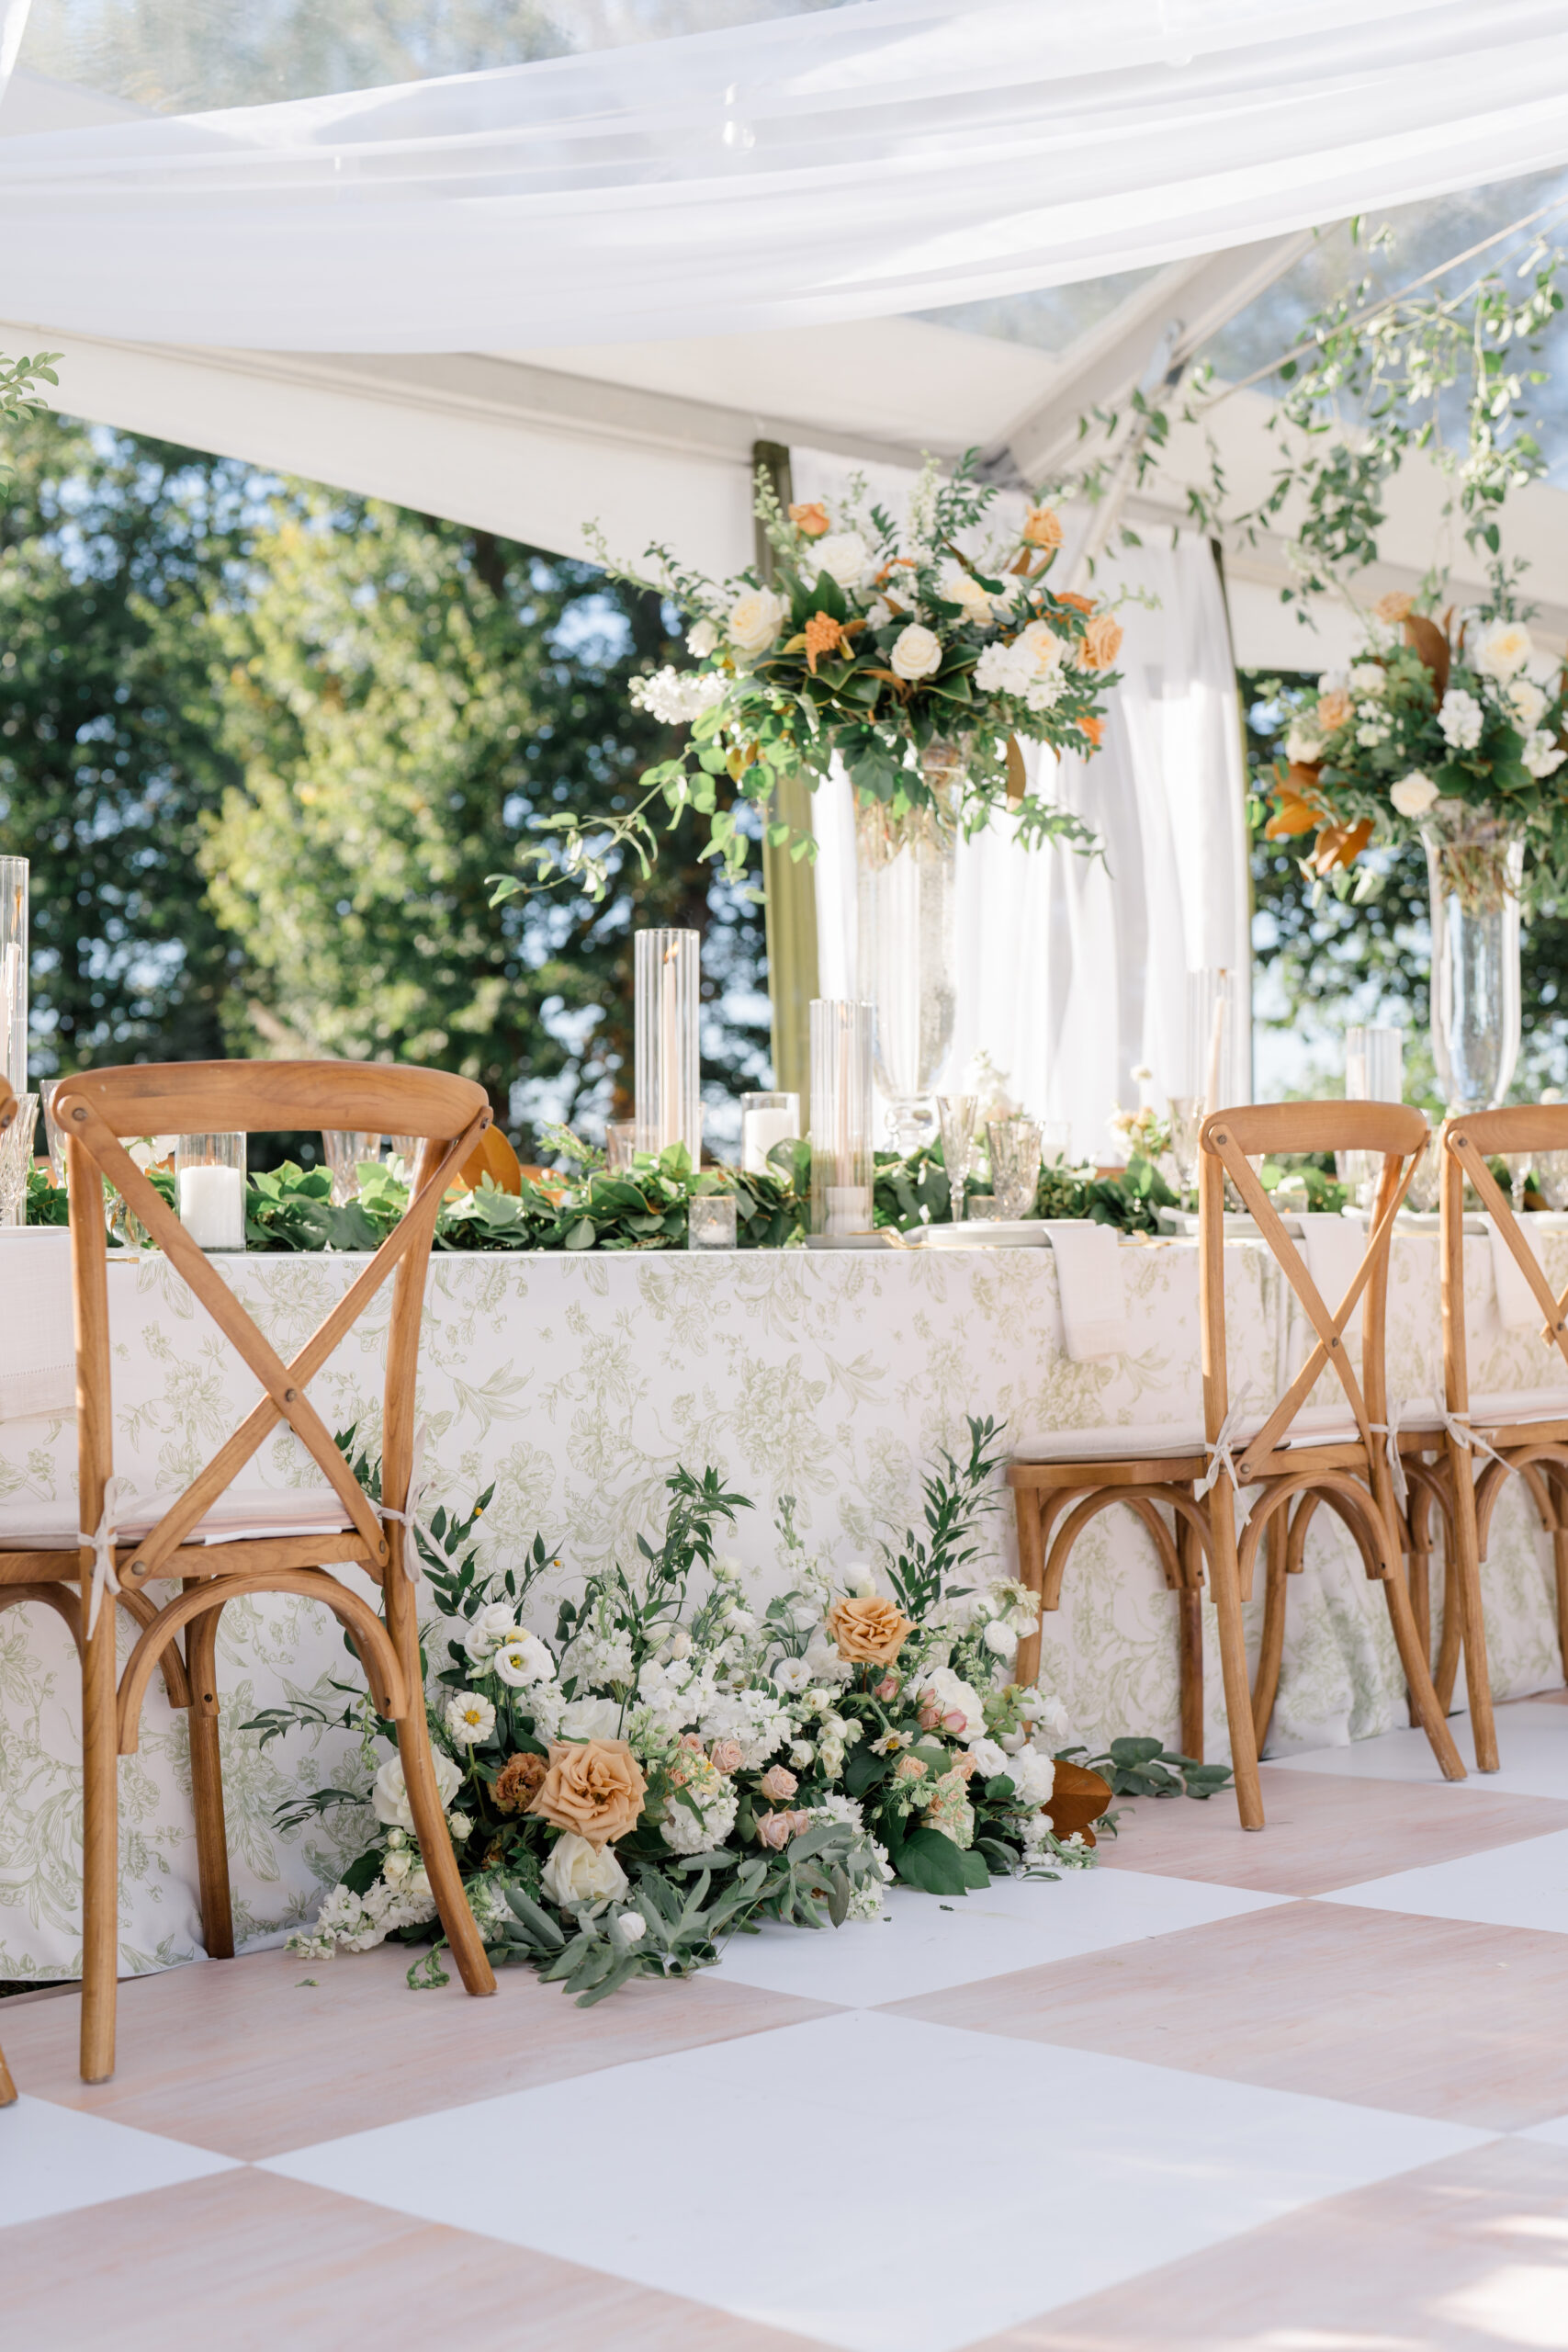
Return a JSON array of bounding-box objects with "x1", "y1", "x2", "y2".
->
[{"x1": 4, "y1": 3, "x2": 1568, "y2": 666}]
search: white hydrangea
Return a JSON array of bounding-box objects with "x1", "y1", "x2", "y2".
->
[
  {"x1": 974, "y1": 639, "x2": 1034, "y2": 697},
  {"x1": 1523, "y1": 730, "x2": 1567, "y2": 779},
  {"x1": 1438, "y1": 689, "x2": 1484, "y2": 752},
  {"x1": 628, "y1": 666, "x2": 728, "y2": 727}
]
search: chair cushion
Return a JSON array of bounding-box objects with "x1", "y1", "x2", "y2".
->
[
  {"x1": 1010, "y1": 1402, "x2": 1365, "y2": 1466},
  {"x1": 3, "y1": 1487, "x2": 355, "y2": 1553}
]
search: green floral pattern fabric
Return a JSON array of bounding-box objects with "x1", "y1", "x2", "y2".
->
[{"x1": 0, "y1": 1230, "x2": 1562, "y2": 1980}]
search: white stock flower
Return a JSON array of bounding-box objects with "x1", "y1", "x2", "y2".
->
[
  {"x1": 811, "y1": 531, "x2": 874, "y2": 591},
  {"x1": 1477, "y1": 619, "x2": 1533, "y2": 681},
  {"x1": 1524, "y1": 730, "x2": 1567, "y2": 779},
  {"x1": 726, "y1": 584, "x2": 786, "y2": 656},
  {"x1": 492, "y1": 1631, "x2": 557, "y2": 1689},
  {"x1": 557, "y1": 1694, "x2": 624, "y2": 1742},
  {"x1": 1438, "y1": 690, "x2": 1484, "y2": 752},
  {"x1": 1389, "y1": 771, "x2": 1439, "y2": 817},
  {"x1": 973, "y1": 639, "x2": 1032, "y2": 697},
  {"x1": 445, "y1": 1691, "x2": 496, "y2": 1746},
  {"x1": 686, "y1": 616, "x2": 719, "y2": 658},
  {"x1": 628, "y1": 666, "x2": 728, "y2": 726},
  {"x1": 371, "y1": 1749, "x2": 463, "y2": 1831},
  {"x1": 1509, "y1": 677, "x2": 1548, "y2": 729},
  {"x1": 890, "y1": 623, "x2": 942, "y2": 682},
  {"x1": 463, "y1": 1601, "x2": 518, "y2": 1664},
  {"x1": 817, "y1": 1789, "x2": 865, "y2": 1831},
  {"x1": 541, "y1": 1831, "x2": 629, "y2": 1910}
]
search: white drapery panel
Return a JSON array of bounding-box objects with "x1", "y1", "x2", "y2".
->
[
  {"x1": 3, "y1": 2, "x2": 1568, "y2": 348},
  {"x1": 795, "y1": 447, "x2": 1250, "y2": 1159}
]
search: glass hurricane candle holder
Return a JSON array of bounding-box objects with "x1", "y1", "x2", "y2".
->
[
  {"x1": 636, "y1": 928, "x2": 702, "y2": 1164},
  {"x1": 740, "y1": 1091, "x2": 799, "y2": 1176},
  {"x1": 0, "y1": 855, "x2": 27, "y2": 1097},
  {"x1": 321, "y1": 1129, "x2": 379, "y2": 1207},
  {"x1": 176, "y1": 1132, "x2": 246, "y2": 1251},
  {"x1": 0, "y1": 1091, "x2": 37, "y2": 1227},
  {"x1": 605, "y1": 1120, "x2": 638, "y2": 1173},
  {"x1": 687, "y1": 1193, "x2": 738, "y2": 1250},
  {"x1": 810, "y1": 999, "x2": 874, "y2": 1235},
  {"x1": 987, "y1": 1116, "x2": 1043, "y2": 1219}
]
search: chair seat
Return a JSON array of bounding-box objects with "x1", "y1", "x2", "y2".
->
[
  {"x1": 1, "y1": 1489, "x2": 355, "y2": 1554},
  {"x1": 1010, "y1": 1403, "x2": 1366, "y2": 1468}
]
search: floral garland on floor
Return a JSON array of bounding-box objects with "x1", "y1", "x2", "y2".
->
[{"x1": 253, "y1": 1422, "x2": 1224, "y2": 2006}]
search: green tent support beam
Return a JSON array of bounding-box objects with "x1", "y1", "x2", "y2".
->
[{"x1": 753, "y1": 439, "x2": 819, "y2": 1100}]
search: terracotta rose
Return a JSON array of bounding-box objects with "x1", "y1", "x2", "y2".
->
[
  {"x1": 491, "y1": 1752, "x2": 548, "y2": 1815},
  {"x1": 531, "y1": 1738, "x2": 648, "y2": 1848},
  {"x1": 827, "y1": 1593, "x2": 914, "y2": 1665}
]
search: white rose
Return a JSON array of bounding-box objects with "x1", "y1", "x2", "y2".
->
[
  {"x1": 1523, "y1": 730, "x2": 1567, "y2": 779},
  {"x1": 1390, "y1": 771, "x2": 1438, "y2": 817},
  {"x1": 371, "y1": 1749, "x2": 463, "y2": 1831},
  {"x1": 1509, "y1": 678, "x2": 1548, "y2": 729},
  {"x1": 982, "y1": 1619, "x2": 1018, "y2": 1658},
  {"x1": 445, "y1": 1691, "x2": 497, "y2": 1746},
  {"x1": 789, "y1": 1740, "x2": 815, "y2": 1768},
  {"x1": 1477, "y1": 619, "x2": 1533, "y2": 681},
  {"x1": 557, "y1": 1694, "x2": 623, "y2": 1742},
  {"x1": 1284, "y1": 719, "x2": 1324, "y2": 765},
  {"x1": 810, "y1": 531, "x2": 874, "y2": 592},
  {"x1": 462, "y1": 1601, "x2": 517, "y2": 1664},
  {"x1": 968, "y1": 1736, "x2": 1010, "y2": 1780},
  {"x1": 890, "y1": 623, "x2": 942, "y2": 682},
  {"x1": 937, "y1": 560, "x2": 992, "y2": 626},
  {"x1": 446, "y1": 1812, "x2": 472, "y2": 1841},
  {"x1": 611, "y1": 1910, "x2": 648, "y2": 1950},
  {"x1": 727, "y1": 584, "x2": 786, "y2": 656},
  {"x1": 540, "y1": 1831, "x2": 629, "y2": 1911},
  {"x1": 686, "y1": 617, "x2": 718, "y2": 658},
  {"x1": 492, "y1": 1631, "x2": 556, "y2": 1690},
  {"x1": 381, "y1": 1847, "x2": 413, "y2": 1886}
]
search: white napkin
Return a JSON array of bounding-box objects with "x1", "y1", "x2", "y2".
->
[
  {"x1": 1296, "y1": 1214, "x2": 1366, "y2": 1345},
  {"x1": 1042, "y1": 1221, "x2": 1132, "y2": 1362},
  {"x1": 1486, "y1": 1215, "x2": 1545, "y2": 1330},
  {"x1": 0, "y1": 1229, "x2": 75, "y2": 1421}
]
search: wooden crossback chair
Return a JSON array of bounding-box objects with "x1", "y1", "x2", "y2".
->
[
  {"x1": 1412, "y1": 1105, "x2": 1568, "y2": 1775},
  {"x1": 1, "y1": 1060, "x2": 499, "y2": 2083},
  {"x1": 1010, "y1": 1102, "x2": 1464, "y2": 1830}
]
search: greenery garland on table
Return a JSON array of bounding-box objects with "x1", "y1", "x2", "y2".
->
[{"x1": 248, "y1": 1420, "x2": 1225, "y2": 2006}]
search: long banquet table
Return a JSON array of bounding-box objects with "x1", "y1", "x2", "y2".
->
[{"x1": 1, "y1": 1227, "x2": 1564, "y2": 1981}]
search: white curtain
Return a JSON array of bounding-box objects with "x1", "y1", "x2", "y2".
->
[
  {"x1": 795, "y1": 447, "x2": 1250, "y2": 1159},
  {"x1": 2, "y1": 2, "x2": 1568, "y2": 348}
]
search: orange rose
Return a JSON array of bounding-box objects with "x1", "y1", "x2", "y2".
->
[
  {"x1": 1081, "y1": 613, "x2": 1123, "y2": 671},
  {"x1": 1315, "y1": 689, "x2": 1351, "y2": 732},
  {"x1": 1057, "y1": 591, "x2": 1095, "y2": 614},
  {"x1": 827, "y1": 1593, "x2": 914, "y2": 1664},
  {"x1": 1372, "y1": 590, "x2": 1415, "y2": 625},
  {"x1": 530, "y1": 1738, "x2": 648, "y2": 1848},
  {"x1": 1021, "y1": 505, "x2": 1064, "y2": 553},
  {"x1": 789, "y1": 502, "x2": 830, "y2": 538}
]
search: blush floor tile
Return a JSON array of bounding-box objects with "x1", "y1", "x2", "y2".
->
[
  {"x1": 1320, "y1": 1822, "x2": 1568, "y2": 1935},
  {"x1": 708, "y1": 1870, "x2": 1287, "y2": 2007},
  {"x1": 1267, "y1": 1696, "x2": 1568, "y2": 1795},
  {"x1": 260, "y1": 2010, "x2": 1491, "y2": 2352},
  {"x1": 0, "y1": 2093, "x2": 238, "y2": 2230}
]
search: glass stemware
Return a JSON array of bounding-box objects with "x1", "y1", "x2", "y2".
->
[
  {"x1": 987, "y1": 1116, "x2": 1043, "y2": 1220},
  {"x1": 321, "y1": 1130, "x2": 380, "y2": 1207},
  {"x1": 934, "y1": 1093, "x2": 978, "y2": 1221},
  {"x1": 1168, "y1": 1095, "x2": 1201, "y2": 1205}
]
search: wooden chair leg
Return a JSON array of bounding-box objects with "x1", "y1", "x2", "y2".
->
[
  {"x1": 1250, "y1": 1507, "x2": 1288, "y2": 1756},
  {"x1": 1444, "y1": 1436, "x2": 1498, "y2": 1772},
  {"x1": 0, "y1": 2040, "x2": 16, "y2": 2106},
  {"x1": 1011, "y1": 1484, "x2": 1045, "y2": 1693},
  {"x1": 1380, "y1": 1557, "x2": 1469, "y2": 1781},
  {"x1": 1434, "y1": 1553, "x2": 1463, "y2": 1715},
  {"x1": 80, "y1": 1593, "x2": 120, "y2": 2084},
  {"x1": 1175, "y1": 1512, "x2": 1204, "y2": 1763},
  {"x1": 1204, "y1": 1492, "x2": 1265, "y2": 1831},
  {"x1": 382, "y1": 1564, "x2": 495, "y2": 1997},
  {"x1": 184, "y1": 1605, "x2": 235, "y2": 1962},
  {"x1": 1404, "y1": 1482, "x2": 1433, "y2": 1727}
]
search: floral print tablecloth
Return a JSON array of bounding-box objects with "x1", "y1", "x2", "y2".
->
[{"x1": 1, "y1": 1230, "x2": 1562, "y2": 1981}]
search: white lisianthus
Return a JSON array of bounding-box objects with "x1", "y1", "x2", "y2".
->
[
  {"x1": 463, "y1": 1601, "x2": 518, "y2": 1664},
  {"x1": 1348, "y1": 661, "x2": 1385, "y2": 694},
  {"x1": 968, "y1": 1736, "x2": 1010, "y2": 1780},
  {"x1": 1507, "y1": 677, "x2": 1547, "y2": 729},
  {"x1": 773, "y1": 1657, "x2": 814, "y2": 1694},
  {"x1": 1389, "y1": 771, "x2": 1439, "y2": 817},
  {"x1": 1284, "y1": 719, "x2": 1324, "y2": 765},
  {"x1": 1438, "y1": 689, "x2": 1484, "y2": 752},
  {"x1": 937, "y1": 560, "x2": 993, "y2": 625},
  {"x1": 1523, "y1": 730, "x2": 1567, "y2": 779},
  {"x1": 557, "y1": 1694, "x2": 624, "y2": 1742},
  {"x1": 445, "y1": 1691, "x2": 496, "y2": 1746},
  {"x1": 1007, "y1": 1747, "x2": 1057, "y2": 1808},
  {"x1": 982, "y1": 1618, "x2": 1019, "y2": 1658},
  {"x1": 541, "y1": 1831, "x2": 629, "y2": 1911},
  {"x1": 726, "y1": 584, "x2": 787, "y2": 656},
  {"x1": 686, "y1": 616, "x2": 719, "y2": 658},
  {"x1": 890, "y1": 623, "x2": 942, "y2": 682},
  {"x1": 811, "y1": 531, "x2": 874, "y2": 592},
  {"x1": 492, "y1": 1631, "x2": 556, "y2": 1690},
  {"x1": 1477, "y1": 619, "x2": 1533, "y2": 681},
  {"x1": 371, "y1": 1749, "x2": 463, "y2": 1831}
]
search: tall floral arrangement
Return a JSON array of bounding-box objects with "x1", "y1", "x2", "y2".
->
[{"x1": 492, "y1": 455, "x2": 1122, "y2": 905}]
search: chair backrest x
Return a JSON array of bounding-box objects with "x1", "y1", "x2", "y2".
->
[
  {"x1": 1200, "y1": 1102, "x2": 1427, "y2": 1474},
  {"x1": 53, "y1": 1060, "x2": 491, "y2": 1588},
  {"x1": 1440, "y1": 1105, "x2": 1568, "y2": 1414}
]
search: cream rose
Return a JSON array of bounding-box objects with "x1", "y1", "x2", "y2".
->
[
  {"x1": 938, "y1": 560, "x2": 993, "y2": 626},
  {"x1": 371, "y1": 1749, "x2": 463, "y2": 1832},
  {"x1": 1016, "y1": 618, "x2": 1065, "y2": 675},
  {"x1": 1390, "y1": 771, "x2": 1438, "y2": 817},
  {"x1": 686, "y1": 617, "x2": 719, "y2": 658},
  {"x1": 826, "y1": 1593, "x2": 915, "y2": 1665},
  {"x1": 1477, "y1": 619, "x2": 1533, "y2": 682},
  {"x1": 727, "y1": 584, "x2": 786, "y2": 656},
  {"x1": 889, "y1": 624, "x2": 942, "y2": 682},
  {"x1": 540, "y1": 1830, "x2": 630, "y2": 1910},
  {"x1": 531, "y1": 1737, "x2": 648, "y2": 1847},
  {"x1": 811, "y1": 531, "x2": 874, "y2": 591}
]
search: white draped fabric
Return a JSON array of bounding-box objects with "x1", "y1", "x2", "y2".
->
[
  {"x1": 794, "y1": 446, "x2": 1251, "y2": 1157},
  {"x1": 2, "y1": 2, "x2": 1567, "y2": 349}
]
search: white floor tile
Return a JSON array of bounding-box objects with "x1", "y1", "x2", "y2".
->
[
  {"x1": 1318, "y1": 1825, "x2": 1568, "y2": 1934},
  {"x1": 708, "y1": 1869, "x2": 1289, "y2": 2007},
  {"x1": 1266, "y1": 1699, "x2": 1568, "y2": 1796},
  {"x1": 261, "y1": 2011, "x2": 1489, "y2": 2352},
  {"x1": 0, "y1": 2094, "x2": 239, "y2": 2230}
]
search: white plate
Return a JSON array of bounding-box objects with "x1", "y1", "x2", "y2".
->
[
  {"x1": 802, "y1": 1229, "x2": 894, "y2": 1250},
  {"x1": 912, "y1": 1220, "x2": 1049, "y2": 1248}
]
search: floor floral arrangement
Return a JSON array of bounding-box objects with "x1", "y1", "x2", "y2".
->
[{"x1": 252, "y1": 1420, "x2": 1224, "y2": 2007}]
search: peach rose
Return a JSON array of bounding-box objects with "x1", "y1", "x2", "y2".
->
[
  {"x1": 755, "y1": 1810, "x2": 795, "y2": 1850},
  {"x1": 1315, "y1": 688, "x2": 1351, "y2": 732},
  {"x1": 710, "y1": 1738, "x2": 743, "y2": 1773},
  {"x1": 1081, "y1": 613, "x2": 1123, "y2": 671},
  {"x1": 1021, "y1": 505, "x2": 1064, "y2": 553},
  {"x1": 789, "y1": 502, "x2": 830, "y2": 538},
  {"x1": 894, "y1": 1754, "x2": 928, "y2": 1781},
  {"x1": 530, "y1": 1738, "x2": 648, "y2": 1848},
  {"x1": 758, "y1": 1764, "x2": 798, "y2": 1801},
  {"x1": 950, "y1": 1750, "x2": 980, "y2": 1780},
  {"x1": 827, "y1": 1593, "x2": 915, "y2": 1664},
  {"x1": 1373, "y1": 590, "x2": 1415, "y2": 624}
]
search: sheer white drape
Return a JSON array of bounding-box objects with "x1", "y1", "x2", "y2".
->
[
  {"x1": 2, "y1": 2, "x2": 1567, "y2": 347},
  {"x1": 794, "y1": 447, "x2": 1250, "y2": 1159}
]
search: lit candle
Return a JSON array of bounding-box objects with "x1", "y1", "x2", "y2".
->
[
  {"x1": 742, "y1": 1106, "x2": 798, "y2": 1174},
  {"x1": 178, "y1": 1163, "x2": 244, "y2": 1250}
]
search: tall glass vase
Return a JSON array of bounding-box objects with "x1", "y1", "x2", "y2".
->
[
  {"x1": 854, "y1": 744, "x2": 958, "y2": 1155},
  {"x1": 1422, "y1": 804, "x2": 1524, "y2": 1114}
]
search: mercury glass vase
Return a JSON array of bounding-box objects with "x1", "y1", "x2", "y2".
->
[
  {"x1": 1422, "y1": 803, "x2": 1524, "y2": 1115},
  {"x1": 854, "y1": 745, "x2": 959, "y2": 1155}
]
